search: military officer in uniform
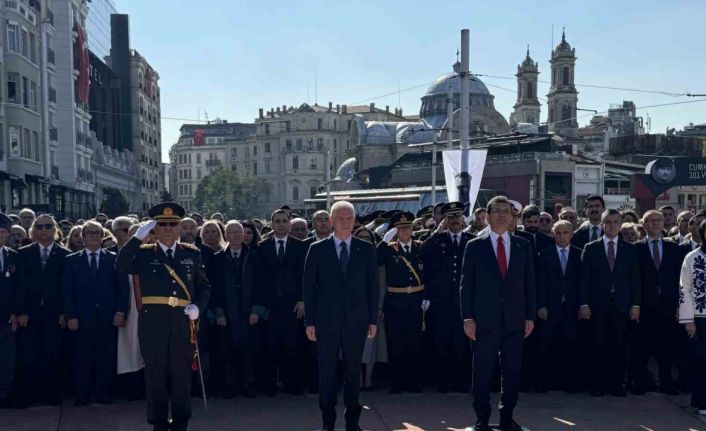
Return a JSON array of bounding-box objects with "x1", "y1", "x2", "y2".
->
[
  {"x1": 117, "y1": 203, "x2": 210, "y2": 431},
  {"x1": 420, "y1": 202, "x2": 474, "y2": 392},
  {"x1": 412, "y1": 206, "x2": 434, "y2": 241},
  {"x1": 377, "y1": 211, "x2": 425, "y2": 393}
]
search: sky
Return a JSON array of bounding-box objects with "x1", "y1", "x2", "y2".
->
[{"x1": 116, "y1": 0, "x2": 706, "y2": 163}]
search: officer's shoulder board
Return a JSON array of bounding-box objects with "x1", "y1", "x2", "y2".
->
[
  {"x1": 140, "y1": 243, "x2": 157, "y2": 250},
  {"x1": 179, "y1": 242, "x2": 200, "y2": 251},
  {"x1": 413, "y1": 240, "x2": 424, "y2": 247}
]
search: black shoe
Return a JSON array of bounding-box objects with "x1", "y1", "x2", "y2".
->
[
  {"x1": 264, "y1": 388, "x2": 277, "y2": 397},
  {"x1": 408, "y1": 384, "x2": 422, "y2": 393},
  {"x1": 437, "y1": 384, "x2": 449, "y2": 393},
  {"x1": 152, "y1": 425, "x2": 169, "y2": 431},
  {"x1": 0, "y1": 399, "x2": 13, "y2": 409},
  {"x1": 452, "y1": 384, "x2": 469, "y2": 394},
  {"x1": 170, "y1": 421, "x2": 188, "y2": 431},
  {"x1": 74, "y1": 398, "x2": 90, "y2": 407},
  {"x1": 608, "y1": 387, "x2": 626, "y2": 397},
  {"x1": 473, "y1": 421, "x2": 492, "y2": 431},
  {"x1": 499, "y1": 419, "x2": 524, "y2": 431},
  {"x1": 590, "y1": 390, "x2": 604, "y2": 397},
  {"x1": 345, "y1": 425, "x2": 362, "y2": 431},
  {"x1": 534, "y1": 384, "x2": 547, "y2": 393}
]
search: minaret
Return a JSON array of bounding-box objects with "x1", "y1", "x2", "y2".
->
[
  {"x1": 546, "y1": 28, "x2": 579, "y2": 136},
  {"x1": 511, "y1": 46, "x2": 541, "y2": 126}
]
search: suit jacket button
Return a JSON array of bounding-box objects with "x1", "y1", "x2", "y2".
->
[{"x1": 172, "y1": 280, "x2": 176, "y2": 284}]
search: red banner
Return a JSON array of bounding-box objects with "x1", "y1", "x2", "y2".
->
[
  {"x1": 73, "y1": 22, "x2": 90, "y2": 106},
  {"x1": 193, "y1": 130, "x2": 204, "y2": 146}
]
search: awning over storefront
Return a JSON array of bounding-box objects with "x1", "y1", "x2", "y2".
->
[{"x1": 25, "y1": 174, "x2": 51, "y2": 184}]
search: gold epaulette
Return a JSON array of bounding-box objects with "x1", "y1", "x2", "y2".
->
[
  {"x1": 179, "y1": 242, "x2": 199, "y2": 251},
  {"x1": 140, "y1": 243, "x2": 157, "y2": 250}
]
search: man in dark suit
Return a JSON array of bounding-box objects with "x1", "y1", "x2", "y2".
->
[
  {"x1": 579, "y1": 208, "x2": 641, "y2": 397},
  {"x1": 0, "y1": 213, "x2": 17, "y2": 408},
  {"x1": 14, "y1": 215, "x2": 71, "y2": 407},
  {"x1": 629, "y1": 210, "x2": 683, "y2": 394},
  {"x1": 518, "y1": 204, "x2": 554, "y2": 255},
  {"x1": 304, "y1": 201, "x2": 378, "y2": 431},
  {"x1": 211, "y1": 221, "x2": 259, "y2": 398},
  {"x1": 420, "y1": 202, "x2": 474, "y2": 393},
  {"x1": 666, "y1": 211, "x2": 693, "y2": 244},
  {"x1": 461, "y1": 195, "x2": 536, "y2": 431},
  {"x1": 255, "y1": 209, "x2": 307, "y2": 395},
  {"x1": 572, "y1": 195, "x2": 606, "y2": 250},
  {"x1": 536, "y1": 220, "x2": 582, "y2": 392},
  {"x1": 117, "y1": 203, "x2": 210, "y2": 431},
  {"x1": 63, "y1": 220, "x2": 129, "y2": 405}
]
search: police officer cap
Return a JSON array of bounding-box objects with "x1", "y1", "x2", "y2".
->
[
  {"x1": 148, "y1": 202, "x2": 185, "y2": 222},
  {"x1": 416, "y1": 205, "x2": 433, "y2": 219},
  {"x1": 509, "y1": 200, "x2": 523, "y2": 214},
  {"x1": 0, "y1": 213, "x2": 12, "y2": 232},
  {"x1": 357, "y1": 213, "x2": 371, "y2": 224},
  {"x1": 441, "y1": 202, "x2": 464, "y2": 217},
  {"x1": 381, "y1": 210, "x2": 401, "y2": 222},
  {"x1": 390, "y1": 211, "x2": 414, "y2": 228},
  {"x1": 369, "y1": 210, "x2": 385, "y2": 223}
]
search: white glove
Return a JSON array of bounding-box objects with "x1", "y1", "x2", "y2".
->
[
  {"x1": 421, "y1": 300, "x2": 430, "y2": 311},
  {"x1": 382, "y1": 227, "x2": 397, "y2": 243},
  {"x1": 135, "y1": 220, "x2": 156, "y2": 240},
  {"x1": 184, "y1": 304, "x2": 199, "y2": 320},
  {"x1": 375, "y1": 222, "x2": 389, "y2": 236}
]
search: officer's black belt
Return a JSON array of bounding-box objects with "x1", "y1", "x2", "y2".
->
[
  {"x1": 142, "y1": 296, "x2": 190, "y2": 308},
  {"x1": 387, "y1": 285, "x2": 424, "y2": 294}
]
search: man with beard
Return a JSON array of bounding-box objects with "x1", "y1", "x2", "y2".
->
[
  {"x1": 573, "y1": 196, "x2": 605, "y2": 250},
  {"x1": 179, "y1": 218, "x2": 199, "y2": 245},
  {"x1": 420, "y1": 202, "x2": 474, "y2": 393},
  {"x1": 659, "y1": 206, "x2": 676, "y2": 236}
]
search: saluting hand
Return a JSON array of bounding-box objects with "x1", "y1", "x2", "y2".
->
[{"x1": 135, "y1": 220, "x2": 157, "y2": 242}]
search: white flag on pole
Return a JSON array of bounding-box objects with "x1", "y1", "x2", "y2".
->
[{"x1": 442, "y1": 149, "x2": 488, "y2": 211}]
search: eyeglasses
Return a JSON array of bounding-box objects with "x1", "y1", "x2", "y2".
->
[
  {"x1": 157, "y1": 222, "x2": 179, "y2": 227},
  {"x1": 35, "y1": 224, "x2": 54, "y2": 231}
]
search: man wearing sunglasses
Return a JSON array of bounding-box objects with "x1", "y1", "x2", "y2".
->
[
  {"x1": 14, "y1": 215, "x2": 71, "y2": 407},
  {"x1": 117, "y1": 202, "x2": 210, "y2": 431}
]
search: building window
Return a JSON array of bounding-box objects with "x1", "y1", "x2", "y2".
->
[
  {"x1": 197, "y1": 153, "x2": 201, "y2": 164},
  {"x1": 292, "y1": 186, "x2": 299, "y2": 201},
  {"x1": 20, "y1": 28, "x2": 28, "y2": 57},
  {"x1": 527, "y1": 81, "x2": 533, "y2": 99},
  {"x1": 253, "y1": 145, "x2": 258, "y2": 156},
  {"x1": 7, "y1": 73, "x2": 18, "y2": 104},
  {"x1": 334, "y1": 119, "x2": 337, "y2": 130},
  {"x1": 264, "y1": 160, "x2": 270, "y2": 173},
  {"x1": 347, "y1": 120, "x2": 352, "y2": 131},
  {"x1": 292, "y1": 156, "x2": 298, "y2": 170},
  {"x1": 29, "y1": 32, "x2": 36, "y2": 63},
  {"x1": 317, "y1": 138, "x2": 324, "y2": 150},
  {"x1": 32, "y1": 131, "x2": 39, "y2": 161},
  {"x1": 285, "y1": 139, "x2": 292, "y2": 151},
  {"x1": 317, "y1": 118, "x2": 323, "y2": 130},
  {"x1": 29, "y1": 81, "x2": 36, "y2": 111},
  {"x1": 22, "y1": 77, "x2": 28, "y2": 109},
  {"x1": 7, "y1": 24, "x2": 17, "y2": 52},
  {"x1": 333, "y1": 139, "x2": 337, "y2": 151},
  {"x1": 285, "y1": 121, "x2": 291, "y2": 132},
  {"x1": 562, "y1": 66, "x2": 570, "y2": 86},
  {"x1": 265, "y1": 142, "x2": 270, "y2": 153},
  {"x1": 9, "y1": 126, "x2": 20, "y2": 157},
  {"x1": 197, "y1": 168, "x2": 202, "y2": 179},
  {"x1": 307, "y1": 139, "x2": 313, "y2": 150},
  {"x1": 22, "y1": 128, "x2": 30, "y2": 158},
  {"x1": 253, "y1": 161, "x2": 258, "y2": 176},
  {"x1": 296, "y1": 139, "x2": 302, "y2": 150},
  {"x1": 265, "y1": 124, "x2": 270, "y2": 135},
  {"x1": 231, "y1": 148, "x2": 237, "y2": 159},
  {"x1": 310, "y1": 186, "x2": 317, "y2": 198},
  {"x1": 310, "y1": 157, "x2": 317, "y2": 169}
]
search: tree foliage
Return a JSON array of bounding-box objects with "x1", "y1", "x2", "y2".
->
[
  {"x1": 100, "y1": 188, "x2": 130, "y2": 218},
  {"x1": 193, "y1": 169, "x2": 267, "y2": 219}
]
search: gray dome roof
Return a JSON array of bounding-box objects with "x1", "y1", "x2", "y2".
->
[
  {"x1": 334, "y1": 157, "x2": 358, "y2": 183},
  {"x1": 425, "y1": 72, "x2": 490, "y2": 97}
]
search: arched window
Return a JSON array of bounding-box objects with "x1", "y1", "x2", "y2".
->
[
  {"x1": 527, "y1": 81, "x2": 534, "y2": 98},
  {"x1": 562, "y1": 66, "x2": 570, "y2": 86}
]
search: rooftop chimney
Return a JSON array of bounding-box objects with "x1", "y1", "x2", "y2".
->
[
  {"x1": 342, "y1": 105, "x2": 348, "y2": 114},
  {"x1": 398, "y1": 108, "x2": 403, "y2": 116},
  {"x1": 276, "y1": 107, "x2": 280, "y2": 113},
  {"x1": 259, "y1": 108, "x2": 263, "y2": 119},
  {"x1": 282, "y1": 105, "x2": 286, "y2": 112},
  {"x1": 336, "y1": 104, "x2": 340, "y2": 113},
  {"x1": 328, "y1": 101, "x2": 333, "y2": 110},
  {"x1": 369, "y1": 103, "x2": 375, "y2": 112},
  {"x1": 385, "y1": 105, "x2": 389, "y2": 113}
]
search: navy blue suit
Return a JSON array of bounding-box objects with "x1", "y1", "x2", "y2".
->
[
  {"x1": 460, "y1": 232, "x2": 535, "y2": 423},
  {"x1": 580, "y1": 237, "x2": 640, "y2": 392},
  {"x1": 303, "y1": 236, "x2": 378, "y2": 429},
  {"x1": 0, "y1": 246, "x2": 17, "y2": 401},
  {"x1": 536, "y1": 245, "x2": 581, "y2": 390},
  {"x1": 14, "y1": 242, "x2": 71, "y2": 405},
  {"x1": 630, "y1": 238, "x2": 685, "y2": 391},
  {"x1": 63, "y1": 248, "x2": 129, "y2": 402}
]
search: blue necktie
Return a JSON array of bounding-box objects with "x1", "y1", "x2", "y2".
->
[
  {"x1": 339, "y1": 241, "x2": 349, "y2": 274},
  {"x1": 90, "y1": 252, "x2": 98, "y2": 274},
  {"x1": 560, "y1": 248, "x2": 568, "y2": 275}
]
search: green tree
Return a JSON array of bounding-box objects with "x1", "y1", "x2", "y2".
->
[
  {"x1": 193, "y1": 169, "x2": 267, "y2": 219},
  {"x1": 100, "y1": 188, "x2": 130, "y2": 218},
  {"x1": 161, "y1": 190, "x2": 174, "y2": 202}
]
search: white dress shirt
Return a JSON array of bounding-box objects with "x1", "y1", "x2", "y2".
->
[
  {"x1": 157, "y1": 241, "x2": 177, "y2": 255},
  {"x1": 274, "y1": 235, "x2": 288, "y2": 254},
  {"x1": 488, "y1": 230, "x2": 511, "y2": 266},
  {"x1": 603, "y1": 236, "x2": 619, "y2": 259},
  {"x1": 398, "y1": 239, "x2": 412, "y2": 252},
  {"x1": 86, "y1": 248, "x2": 101, "y2": 269}
]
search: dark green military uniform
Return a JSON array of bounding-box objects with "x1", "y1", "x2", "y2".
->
[
  {"x1": 117, "y1": 203, "x2": 210, "y2": 431},
  {"x1": 377, "y1": 212, "x2": 425, "y2": 393}
]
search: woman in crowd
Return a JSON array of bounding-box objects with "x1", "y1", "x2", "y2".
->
[
  {"x1": 621, "y1": 209, "x2": 640, "y2": 224},
  {"x1": 679, "y1": 220, "x2": 706, "y2": 417},
  {"x1": 241, "y1": 220, "x2": 261, "y2": 249},
  {"x1": 65, "y1": 225, "x2": 85, "y2": 252},
  {"x1": 620, "y1": 222, "x2": 640, "y2": 243},
  {"x1": 355, "y1": 226, "x2": 387, "y2": 391}
]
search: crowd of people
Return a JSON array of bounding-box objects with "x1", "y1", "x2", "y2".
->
[{"x1": 0, "y1": 196, "x2": 704, "y2": 431}]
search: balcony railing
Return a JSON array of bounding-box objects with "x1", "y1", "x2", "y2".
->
[{"x1": 48, "y1": 87, "x2": 56, "y2": 103}]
